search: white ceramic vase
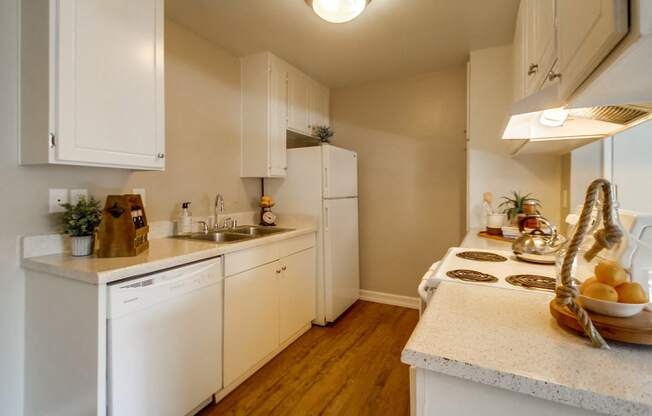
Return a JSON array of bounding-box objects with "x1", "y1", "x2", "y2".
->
[{"x1": 71, "y1": 235, "x2": 94, "y2": 257}]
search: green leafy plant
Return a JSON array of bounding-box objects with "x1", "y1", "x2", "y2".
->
[
  {"x1": 312, "y1": 125, "x2": 334, "y2": 143},
  {"x1": 498, "y1": 191, "x2": 541, "y2": 220},
  {"x1": 60, "y1": 197, "x2": 103, "y2": 237}
]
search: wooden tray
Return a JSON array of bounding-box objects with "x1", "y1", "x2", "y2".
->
[
  {"x1": 477, "y1": 231, "x2": 516, "y2": 244},
  {"x1": 550, "y1": 300, "x2": 652, "y2": 345}
]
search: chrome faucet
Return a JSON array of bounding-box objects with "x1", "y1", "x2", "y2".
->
[
  {"x1": 214, "y1": 193, "x2": 224, "y2": 230},
  {"x1": 196, "y1": 221, "x2": 209, "y2": 234}
]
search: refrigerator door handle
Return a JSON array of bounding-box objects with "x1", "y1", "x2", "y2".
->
[{"x1": 324, "y1": 206, "x2": 329, "y2": 231}]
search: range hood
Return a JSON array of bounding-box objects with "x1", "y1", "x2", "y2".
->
[
  {"x1": 503, "y1": 14, "x2": 652, "y2": 144},
  {"x1": 502, "y1": 97, "x2": 652, "y2": 142}
]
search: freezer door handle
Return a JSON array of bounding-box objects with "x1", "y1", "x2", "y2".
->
[{"x1": 324, "y1": 167, "x2": 328, "y2": 193}]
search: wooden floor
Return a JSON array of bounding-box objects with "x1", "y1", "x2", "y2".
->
[{"x1": 199, "y1": 300, "x2": 419, "y2": 416}]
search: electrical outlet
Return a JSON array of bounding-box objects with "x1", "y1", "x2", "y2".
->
[
  {"x1": 132, "y1": 188, "x2": 146, "y2": 206},
  {"x1": 49, "y1": 189, "x2": 69, "y2": 213},
  {"x1": 70, "y1": 189, "x2": 88, "y2": 204}
]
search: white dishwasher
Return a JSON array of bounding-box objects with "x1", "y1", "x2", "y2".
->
[{"x1": 107, "y1": 256, "x2": 223, "y2": 416}]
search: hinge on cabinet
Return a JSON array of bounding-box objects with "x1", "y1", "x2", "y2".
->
[{"x1": 49, "y1": 133, "x2": 56, "y2": 148}]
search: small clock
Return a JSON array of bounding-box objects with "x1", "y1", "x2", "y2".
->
[{"x1": 262, "y1": 211, "x2": 277, "y2": 226}]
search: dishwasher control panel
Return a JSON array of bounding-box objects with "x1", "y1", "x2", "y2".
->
[{"x1": 107, "y1": 256, "x2": 223, "y2": 319}]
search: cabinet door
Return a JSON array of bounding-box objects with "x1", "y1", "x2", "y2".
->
[
  {"x1": 557, "y1": 0, "x2": 628, "y2": 99},
  {"x1": 309, "y1": 82, "x2": 330, "y2": 130},
  {"x1": 269, "y1": 61, "x2": 288, "y2": 176},
  {"x1": 279, "y1": 248, "x2": 316, "y2": 343},
  {"x1": 512, "y1": 0, "x2": 527, "y2": 101},
  {"x1": 287, "y1": 69, "x2": 311, "y2": 135},
  {"x1": 524, "y1": 0, "x2": 556, "y2": 95},
  {"x1": 223, "y1": 261, "x2": 280, "y2": 386},
  {"x1": 56, "y1": 0, "x2": 165, "y2": 170}
]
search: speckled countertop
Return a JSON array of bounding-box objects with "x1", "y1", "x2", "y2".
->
[
  {"x1": 21, "y1": 226, "x2": 316, "y2": 285},
  {"x1": 402, "y1": 282, "x2": 652, "y2": 416}
]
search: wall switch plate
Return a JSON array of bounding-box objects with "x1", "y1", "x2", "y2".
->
[
  {"x1": 49, "y1": 189, "x2": 69, "y2": 213},
  {"x1": 132, "y1": 188, "x2": 146, "y2": 206},
  {"x1": 70, "y1": 189, "x2": 88, "y2": 205}
]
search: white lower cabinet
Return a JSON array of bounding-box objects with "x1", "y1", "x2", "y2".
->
[
  {"x1": 279, "y1": 248, "x2": 316, "y2": 343},
  {"x1": 223, "y1": 235, "x2": 316, "y2": 389},
  {"x1": 223, "y1": 261, "x2": 280, "y2": 387}
]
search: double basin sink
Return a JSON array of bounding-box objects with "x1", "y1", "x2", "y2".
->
[{"x1": 176, "y1": 225, "x2": 293, "y2": 243}]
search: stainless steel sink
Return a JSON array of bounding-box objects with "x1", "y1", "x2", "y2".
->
[
  {"x1": 179, "y1": 232, "x2": 252, "y2": 243},
  {"x1": 173, "y1": 226, "x2": 293, "y2": 243},
  {"x1": 230, "y1": 226, "x2": 293, "y2": 237}
]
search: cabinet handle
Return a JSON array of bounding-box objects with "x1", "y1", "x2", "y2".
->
[
  {"x1": 527, "y1": 63, "x2": 538, "y2": 76},
  {"x1": 547, "y1": 71, "x2": 562, "y2": 82},
  {"x1": 276, "y1": 269, "x2": 282, "y2": 274},
  {"x1": 282, "y1": 266, "x2": 287, "y2": 271},
  {"x1": 156, "y1": 153, "x2": 165, "y2": 159}
]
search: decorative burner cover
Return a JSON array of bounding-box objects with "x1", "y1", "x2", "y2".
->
[
  {"x1": 446, "y1": 269, "x2": 499, "y2": 283},
  {"x1": 456, "y1": 251, "x2": 508, "y2": 262},
  {"x1": 505, "y1": 274, "x2": 556, "y2": 291}
]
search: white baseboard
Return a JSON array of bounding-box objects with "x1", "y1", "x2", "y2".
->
[{"x1": 359, "y1": 289, "x2": 420, "y2": 310}]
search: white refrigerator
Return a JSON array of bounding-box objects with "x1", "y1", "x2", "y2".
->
[{"x1": 265, "y1": 144, "x2": 360, "y2": 325}]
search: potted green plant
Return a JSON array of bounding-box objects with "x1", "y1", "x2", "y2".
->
[
  {"x1": 61, "y1": 197, "x2": 102, "y2": 256},
  {"x1": 312, "y1": 125, "x2": 334, "y2": 143},
  {"x1": 498, "y1": 191, "x2": 541, "y2": 226}
]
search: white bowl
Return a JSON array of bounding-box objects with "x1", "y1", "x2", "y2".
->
[{"x1": 578, "y1": 295, "x2": 649, "y2": 318}]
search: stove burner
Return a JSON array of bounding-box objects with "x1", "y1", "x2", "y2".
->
[
  {"x1": 505, "y1": 274, "x2": 556, "y2": 291},
  {"x1": 456, "y1": 251, "x2": 508, "y2": 262},
  {"x1": 447, "y1": 269, "x2": 499, "y2": 283}
]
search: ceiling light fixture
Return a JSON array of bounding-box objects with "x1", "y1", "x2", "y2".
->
[
  {"x1": 539, "y1": 107, "x2": 570, "y2": 127},
  {"x1": 305, "y1": 0, "x2": 371, "y2": 24}
]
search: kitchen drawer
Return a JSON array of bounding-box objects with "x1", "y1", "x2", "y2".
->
[
  {"x1": 278, "y1": 234, "x2": 315, "y2": 258},
  {"x1": 225, "y1": 244, "x2": 280, "y2": 277},
  {"x1": 224, "y1": 233, "x2": 316, "y2": 277}
]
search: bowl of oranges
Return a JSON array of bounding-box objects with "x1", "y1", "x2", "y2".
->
[{"x1": 578, "y1": 260, "x2": 650, "y2": 318}]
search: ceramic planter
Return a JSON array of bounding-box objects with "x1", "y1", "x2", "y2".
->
[{"x1": 71, "y1": 235, "x2": 94, "y2": 257}]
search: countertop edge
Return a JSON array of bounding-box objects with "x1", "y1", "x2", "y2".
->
[
  {"x1": 22, "y1": 227, "x2": 317, "y2": 285},
  {"x1": 400, "y1": 349, "x2": 649, "y2": 416}
]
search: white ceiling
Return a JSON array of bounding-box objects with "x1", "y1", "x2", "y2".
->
[{"x1": 166, "y1": 0, "x2": 519, "y2": 88}]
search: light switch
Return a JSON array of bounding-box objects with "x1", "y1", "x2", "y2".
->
[{"x1": 49, "y1": 189, "x2": 69, "y2": 213}]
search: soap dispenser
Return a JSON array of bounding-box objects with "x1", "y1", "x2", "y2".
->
[{"x1": 178, "y1": 202, "x2": 192, "y2": 235}]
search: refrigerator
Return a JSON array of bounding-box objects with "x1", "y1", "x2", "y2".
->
[{"x1": 265, "y1": 144, "x2": 360, "y2": 325}]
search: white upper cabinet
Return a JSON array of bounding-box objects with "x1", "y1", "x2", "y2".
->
[
  {"x1": 512, "y1": 1, "x2": 527, "y2": 101},
  {"x1": 288, "y1": 70, "x2": 330, "y2": 136},
  {"x1": 524, "y1": 0, "x2": 557, "y2": 96},
  {"x1": 309, "y1": 81, "x2": 330, "y2": 130},
  {"x1": 20, "y1": 0, "x2": 165, "y2": 170},
  {"x1": 557, "y1": 0, "x2": 628, "y2": 99},
  {"x1": 241, "y1": 52, "x2": 289, "y2": 178},
  {"x1": 287, "y1": 69, "x2": 312, "y2": 135},
  {"x1": 512, "y1": 0, "x2": 628, "y2": 103},
  {"x1": 242, "y1": 51, "x2": 330, "y2": 178}
]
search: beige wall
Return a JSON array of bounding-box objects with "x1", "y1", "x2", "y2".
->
[
  {"x1": 127, "y1": 21, "x2": 259, "y2": 220},
  {"x1": 330, "y1": 68, "x2": 467, "y2": 298},
  {"x1": 0, "y1": 13, "x2": 256, "y2": 413},
  {"x1": 468, "y1": 45, "x2": 561, "y2": 229}
]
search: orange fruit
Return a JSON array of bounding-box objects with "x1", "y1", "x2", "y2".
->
[
  {"x1": 579, "y1": 277, "x2": 598, "y2": 295},
  {"x1": 595, "y1": 260, "x2": 628, "y2": 287},
  {"x1": 615, "y1": 282, "x2": 649, "y2": 304},
  {"x1": 583, "y1": 282, "x2": 619, "y2": 302}
]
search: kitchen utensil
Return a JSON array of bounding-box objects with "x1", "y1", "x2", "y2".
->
[
  {"x1": 486, "y1": 213, "x2": 505, "y2": 235},
  {"x1": 97, "y1": 194, "x2": 149, "y2": 258},
  {"x1": 512, "y1": 216, "x2": 566, "y2": 262}
]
